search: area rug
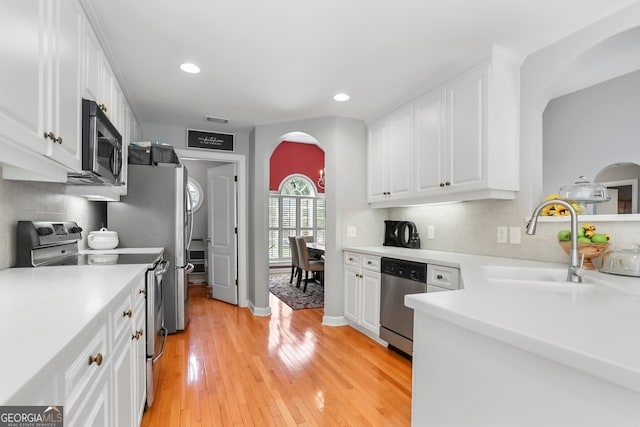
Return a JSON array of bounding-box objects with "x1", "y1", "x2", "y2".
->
[{"x1": 269, "y1": 273, "x2": 324, "y2": 310}]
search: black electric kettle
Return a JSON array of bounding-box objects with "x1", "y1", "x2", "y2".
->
[{"x1": 383, "y1": 220, "x2": 420, "y2": 248}]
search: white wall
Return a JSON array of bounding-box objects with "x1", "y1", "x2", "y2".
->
[
  {"x1": 141, "y1": 122, "x2": 251, "y2": 157},
  {"x1": 543, "y1": 69, "x2": 640, "y2": 197},
  {"x1": 0, "y1": 177, "x2": 106, "y2": 269},
  {"x1": 250, "y1": 116, "x2": 369, "y2": 321}
]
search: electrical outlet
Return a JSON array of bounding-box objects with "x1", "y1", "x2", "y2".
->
[
  {"x1": 346, "y1": 226, "x2": 357, "y2": 238},
  {"x1": 509, "y1": 226, "x2": 521, "y2": 244},
  {"x1": 497, "y1": 226, "x2": 508, "y2": 243},
  {"x1": 427, "y1": 225, "x2": 435, "y2": 240}
]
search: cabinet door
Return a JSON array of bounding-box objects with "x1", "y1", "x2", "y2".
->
[
  {"x1": 101, "y1": 62, "x2": 117, "y2": 123},
  {"x1": 47, "y1": 0, "x2": 83, "y2": 170},
  {"x1": 82, "y1": 21, "x2": 103, "y2": 102},
  {"x1": 446, "y1": 66, "x2": 487, "y2": 191},
  {"x1": 360, "y1": 270, "x2": 381, "y2": 335},
  {"x1": 367, "y1": 119, "x2": 388, "y2": 202},
  {"x1": 414, "y1": 89, "x2": 447, "y2": 196},
  {"x1": 112, "y1": 334, "x2": 134, "y2": 427},
  {"x1": 133, "y1": 305, "x2": 147, "y2": 425},
  {"x1": 386, "y1": 105, "x2": 414, "y2": 200},
  {"x1": 343, "y1": 265, "x2": 360, "y2": 323},
  {"x1": 0, "y1": 1, "x2": 49, "y2": 155},
  {"x1": 66, "y1": 368, "x2": 111, "y2": 427}
]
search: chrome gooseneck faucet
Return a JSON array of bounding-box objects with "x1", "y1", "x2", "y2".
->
[{"x1": 525, "y1": 199, "x2": 582, "y2": 283}]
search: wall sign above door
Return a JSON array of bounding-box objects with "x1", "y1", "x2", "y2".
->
[{"x1": 187, "y1": 129, "x2": 234, "y2": 151}]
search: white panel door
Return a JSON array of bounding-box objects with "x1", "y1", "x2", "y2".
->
[{"x1": 207, "y1": 163, "x2": 238, "y2": 305}]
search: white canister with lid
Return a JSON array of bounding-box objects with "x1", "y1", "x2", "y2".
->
[{"x1": 87, "y1": 227, "x2": 119, "y2": 250}]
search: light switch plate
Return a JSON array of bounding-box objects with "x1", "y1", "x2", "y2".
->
[
  {"x1": 509, "y1": 226, "x2": 521, "y2": 244},
  {"x1": 497, "y1": 226, "x2": 508, "y2": 243},
  {"x1": 427, "y1": 225, "x2": 435, "y2": 240},
  {"x1": 346, "y1": 226, "x2": 357, "y2": 238}
]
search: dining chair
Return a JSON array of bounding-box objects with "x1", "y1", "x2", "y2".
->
[
  {"x1": 295, "y1": 236, "x2": 324, "y2": 292},
  {"x1": 287, "y1": 235, "x2": 302, "y2": 284}
]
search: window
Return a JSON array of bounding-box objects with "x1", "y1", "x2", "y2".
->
[
  {"x1": 269, "y1": 175, "x2": 325, "y2": 262},
  {"x1": 187, "y1": 178, "x2": 204, "y2": 212}
]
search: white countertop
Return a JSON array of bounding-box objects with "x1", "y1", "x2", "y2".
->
[
  {"x1": 0, "y1": 247, "x2": 163, "y2": 404},
  {"x1": 344, "y1": 246, "x2": 640, "y2": 393}
]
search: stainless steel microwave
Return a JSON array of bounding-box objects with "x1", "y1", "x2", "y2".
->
[{"x1": 67, "y1": 99, "x2": 123, "y2": 185}]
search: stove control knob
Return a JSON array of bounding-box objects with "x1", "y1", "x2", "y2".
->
[
  {"x1": 37, "y1": 227, "x2": 53, "y2": 236},
  {"x1": 69, "y1": 226, "x2": 83, "y2": 234}
]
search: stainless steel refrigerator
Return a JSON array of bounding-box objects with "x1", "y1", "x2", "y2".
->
[{"x1": 108, "y1": 163, "x2": 193, "y2": 333}]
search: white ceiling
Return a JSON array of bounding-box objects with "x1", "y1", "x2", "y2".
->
[{"x1": 83, "y1": 0, "x2": 637, "y2": 132}]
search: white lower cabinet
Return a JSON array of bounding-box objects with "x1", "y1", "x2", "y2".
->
[
  {"x1": 132, "y1": 285, "x2": 147, "y2": 426},
  {"x1": 343, "y1": 252, "x2": 381, "y2": 338},
  {"x1": 7, "y1": 273, "x2": 147, "y2": 426}
]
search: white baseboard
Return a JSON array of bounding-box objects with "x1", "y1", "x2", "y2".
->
[
  {"x1": 322, "y1": 315, "x2": 347, "y2": 326},
  {"x1": 249, "y1": 302, "x2": 272, "y2": 317}
]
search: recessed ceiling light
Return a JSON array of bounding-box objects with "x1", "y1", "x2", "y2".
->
[
  {"x1": 180, "y1": 63, "x2": 201, "y2": 74},
  {"x1": 333, "y1": 93, "x2": 350, "y2": 102}
]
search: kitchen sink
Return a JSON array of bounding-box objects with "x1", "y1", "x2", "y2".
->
[{"x1": 478, "y1": 265, "x2": 624, "y2": 294}]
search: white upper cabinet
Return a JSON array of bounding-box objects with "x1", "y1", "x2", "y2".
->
[
  {"x1": 367, "y1": 105, "x2": 414, "y2": 202},
  {"x1": 0, "y1": 0, "x2": 83, "y2": 181},
  {"x1": 82, "y1": 23, "x2": 125, "y2": 135},
  {"x1": 414, "y1": 89, "x2": 447, "y2": 196},
  {"x1": 368, "y1": 46, "x2": 523, "y2": 207},
  {"x1": 0, "y1": 0, "x2": 135, "y2": 192},
  {"x1": 48, "y1": 0, "x2": 84, "y2": 169}
]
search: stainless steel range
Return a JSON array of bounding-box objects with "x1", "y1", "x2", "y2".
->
[{"x1": 15, "y1": 220, "x2": 168, "y2": 407}]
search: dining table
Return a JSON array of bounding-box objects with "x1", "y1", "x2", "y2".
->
[{"x1": 306, "y1": 242, "x2": 325, "y2": 260}]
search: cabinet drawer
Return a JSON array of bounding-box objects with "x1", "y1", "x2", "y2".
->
[
  {"x1": 344, "y1": 252, "x2": 361, "y2": 267},
  {"x1": 132, "y1": 278, "x2": 146, "y2": 310},
  {"x1": 361, "y1": 255, "x2": 380, "y2": 272},
  {"x1": 427, "y1": 264, "x2": 460, "y2": 291},
  {"x1": 112, "y1": 293, "x2": 134, "y2": 344},
  {"x1": 64, "y1": 322, "x2": 108, "y2": 410}
]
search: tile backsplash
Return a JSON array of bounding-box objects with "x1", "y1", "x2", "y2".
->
[
  {"x1": 0, "y1": 177, "x2": 106, "y2": 269},
  {"x1": 389, "y1": 200, "x2": 640, "y2": 265}
]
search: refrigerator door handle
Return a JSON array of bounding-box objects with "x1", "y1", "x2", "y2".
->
[
  {"x1": 186, "y1": 191, "x2": 194, "y2": 250},
  {"x1": 176, "y1": 262, "x2": 195, "y2": 272}
]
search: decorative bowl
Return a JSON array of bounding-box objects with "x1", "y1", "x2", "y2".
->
[
  {"x1": 87, "y1": 227, "x2": 119, "y2": 250},
  {"x1": 558, "y1": 241, "x2": 610, "y2": 270}
]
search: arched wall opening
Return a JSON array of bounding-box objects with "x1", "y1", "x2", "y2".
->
[{"x1": 268, "y1": 136, "x2": 326, "y2": 272}]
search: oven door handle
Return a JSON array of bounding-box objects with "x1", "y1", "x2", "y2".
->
[
  {"x1": 155, "y1": 260, "x2": 170, "y2": 279},
  {"x1": 152, "y1": 326, "x2": 168, "y2": 364}
]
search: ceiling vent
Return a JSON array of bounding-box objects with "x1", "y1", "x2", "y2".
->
[{"x1": 205, "y1": 115, "x2": 229, "y2": 124}]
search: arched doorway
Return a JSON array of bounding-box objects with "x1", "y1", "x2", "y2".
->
[{"x1": 267, "y1": 134, "x2": 325, "y2": 312}]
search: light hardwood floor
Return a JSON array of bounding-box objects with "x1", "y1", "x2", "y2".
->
[{"x1": 141, "y1": 285, "x2": 412, "y2": 426}]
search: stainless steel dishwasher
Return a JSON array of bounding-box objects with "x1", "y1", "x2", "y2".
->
[{"x1": 379, "y1": 257, "x2": 428, "y2": 356}]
